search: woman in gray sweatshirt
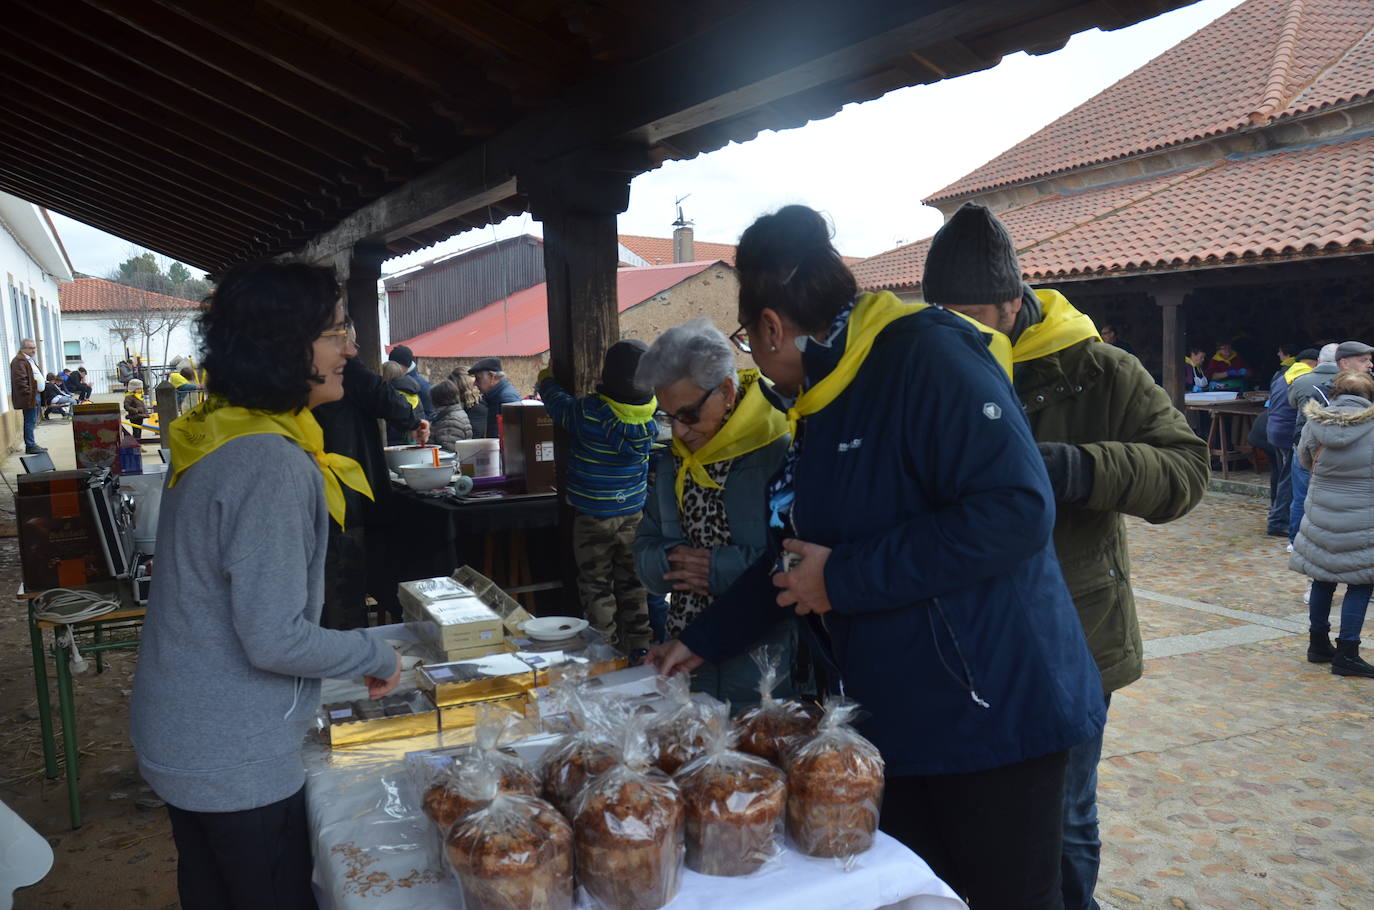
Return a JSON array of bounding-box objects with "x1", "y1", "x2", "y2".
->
[{"x1": 130, "y1": 262, "x2": 400, "y2": 909}]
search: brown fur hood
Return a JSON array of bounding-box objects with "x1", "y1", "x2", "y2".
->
[{"x1": 1303, "y1": 396, "x2": 1374, "y2": 427}]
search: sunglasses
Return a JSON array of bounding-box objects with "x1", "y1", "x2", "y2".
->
[
  {"x1": 656, "y1": 385, "x2": 718, "y2": 427},
  {"x1": 729, "y1": 323, "x2": 752, "y2": 354}
]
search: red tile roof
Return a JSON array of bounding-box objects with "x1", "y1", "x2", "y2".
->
[
  {"x1": 618, "y1": 234, "x2": 737, "y2": 266},
  {"x1": 395, "y1": 261, "x2": 728, "y2": 357},
  {"x1": 928, "y1": 0, "x2": 1374, "y2": 203},
  {"x1": 854, "y1": 134, "x2": 1374, "y2": 290},
  {"x1": 58, "y1": 277, "x2": 201, "y2": 312}
]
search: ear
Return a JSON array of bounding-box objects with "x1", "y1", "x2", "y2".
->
[
  {"x1": 719, "y1": 374, "x2": 739, "y2": 409},
  {"x1": 757, "y1": 308, "x2": 787, "y2": 350}
]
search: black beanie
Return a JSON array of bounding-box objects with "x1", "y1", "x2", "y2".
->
[
  {"x1": 388, "y1": 344, "x2": 415, "y2": 368},
  {"x1": 922, "y1": 203, "x2": 1024, "y2": 307},
  {"x1": 597, "y1": 339, "x2": 652, "y2": 405}
]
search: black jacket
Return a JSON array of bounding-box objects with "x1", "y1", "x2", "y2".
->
[
  {"x1": 481, "y1": 378, "x2": 522, "y2": 437},
  {"x1": 315, "y1": 358, "x2": 422, "y2": 527}
]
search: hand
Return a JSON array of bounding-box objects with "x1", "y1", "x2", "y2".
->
[
  {"x1": 365, "y1": 652, "x2": 403, "y2": 699},
  {"x1": 414, "y1": 419, "x2": 431, "y2": 445},
  {"x1": 647, "y1": 639, "x2": 704, "y2": 677},
  {"x1": 772, "y1": 539, "x2": 833, "y2": 616},
  {"x1": 1037, "y1": 441, "x2": 1094, "y2": 504},
  {"x1": 664, "y1": 546, "x2": 712, "y2": 596}
]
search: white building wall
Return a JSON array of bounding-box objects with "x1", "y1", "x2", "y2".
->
[
  {"x1": 1, "y1": 201, "x2": 68, "y2": 413},
  {"x1": 61, "y1": 311, "x2": 201, "y2": 395}
]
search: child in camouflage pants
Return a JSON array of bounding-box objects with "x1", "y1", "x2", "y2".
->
[{"x1": 537, "y1": 340, "x2": 659, "y2": 652}]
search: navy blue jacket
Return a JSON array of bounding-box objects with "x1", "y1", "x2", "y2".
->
[
  {"x1": 482, "y1": 378, "x2": 523, "y2": 438},
  {"x1": 679, "y1": 306, "x2": 1105, "y2": 776},
  {"x1": 1266, "y1": 369, "x2": 1298, "y2": 449}
]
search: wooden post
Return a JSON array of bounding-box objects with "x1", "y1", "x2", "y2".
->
[
  {"x1": 1156, "y1": 288, "x2": 1186, "y2": 410},
  {"x1": 345, "y1": 244, "x2": 388, "y2": 373}
]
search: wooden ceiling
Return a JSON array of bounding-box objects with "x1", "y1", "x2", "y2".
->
[{"x1": 0, "y1": 0, "x2": 1195, "y2": 273}]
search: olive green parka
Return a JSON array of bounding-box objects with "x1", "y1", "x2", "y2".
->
[{"x1": 1016, "y1": 337, "x2": 1209, "y2": 693}]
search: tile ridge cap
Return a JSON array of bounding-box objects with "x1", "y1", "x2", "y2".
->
[{"x1": 1248, "y1": 0, "x2": 1306, "y2": 125}]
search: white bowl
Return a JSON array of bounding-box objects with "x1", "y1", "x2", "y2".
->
[
  {"x1": 384, "y1": 445, "x2": 451, "y2": 473},
  {"x1": 520, "y1": 616, "x2": 589, "y2": 641},
  {"x1": 398, "y1": 463, "x2": 455, "y2": 491}
]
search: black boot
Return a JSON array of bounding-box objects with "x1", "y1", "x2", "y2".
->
[
  {"x1": 1307, "y1": 629, "x2": 1335, "y2": 663},
  {"x1": 1332, "y1": 640, "x2": 1374, "y2": 678}
]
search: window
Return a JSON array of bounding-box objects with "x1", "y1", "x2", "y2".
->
[{"x1": 64, "y1": 341, "x2": 82, "y2": 363}]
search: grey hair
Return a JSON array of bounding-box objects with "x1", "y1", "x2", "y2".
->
[
  {"x1": 1319, "y1": 343, "x2": 1338, "y2": 363},
  {"x1": 636, "y1": 318, "x2": 736, "y2": 392}
]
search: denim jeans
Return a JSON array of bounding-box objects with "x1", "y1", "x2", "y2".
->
[
  {"x1": 1289, "y1": 454, "x2": 1310, "y2": 543},
  {"x1": 1062, "y1": 693, "x2": 1111, "y2": 910},
  {"x1": 1309, "y1": 581, "x2": 1373, "y2": 643},
  {"x1": 1267, "y1": 447, "x2": 1292, "y2": 534},
  {"x1": 22, "y1": 406, "x2": 38, "y2": 448}
]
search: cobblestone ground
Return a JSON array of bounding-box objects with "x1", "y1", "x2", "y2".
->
[{"x1": 1099, "y1": 492, "x2": 1374, "y2": 909}]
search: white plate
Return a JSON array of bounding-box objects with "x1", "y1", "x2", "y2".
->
[{"x1": 521, "y1": 616, "x2": 589, "y2": 641}]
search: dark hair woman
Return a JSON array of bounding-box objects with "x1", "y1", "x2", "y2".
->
[
  {"x1": 131, "y1": 261, "x2": 401, "y2": 909},
  {"x1": 428, "y1": 378, "x2": 474, "y2": 448},
  {"x1": 651, "y1": 205, "x2": 1104, "y2": 907}
]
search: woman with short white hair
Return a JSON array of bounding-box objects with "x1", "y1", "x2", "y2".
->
[{"x1": 634, "y1": 318, "x2": 796, "y2": 707}]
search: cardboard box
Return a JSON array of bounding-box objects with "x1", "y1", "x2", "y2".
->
[
  {"x1": 416, "y1": 652, "x2": 537, "y2": 706},
  {"x1": 501, "y1": 401, "x2": 556, "y2": 493},
  {"x1": 404, "y1": 595, "x2": 503, "y2": 653},
  {"x1": 16, "y1": 470, "x2": 119, "y2": 589},
  {"x1": 72, "y1": 403, "x2": 123, "y2": 475}
]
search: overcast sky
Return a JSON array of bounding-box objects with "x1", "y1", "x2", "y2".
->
[{"x1": 48, "y1": 0, "x2": 1242, "y2": 279}]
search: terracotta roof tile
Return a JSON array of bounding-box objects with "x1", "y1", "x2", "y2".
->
[
  {"x1": 928, "y1": 0, "x2": 1374, "y2": 203},
  {"x1": 58, "y1": 277, "x2": 201, "y2": 312},
  {"x1": 618, "y1": 234, "x2": 737, "y2": 266},
  {"x1": 855, "y1": 135, "x2": 1374, "y2": 290}
]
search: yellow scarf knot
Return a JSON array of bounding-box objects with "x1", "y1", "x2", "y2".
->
[
  {"x1": 672, "y1": 370, "x2": 788, "y2": 508},
  {"x1": 167, "y1": 397, "x2": 373, "y2": 529},
  {"x1": 1010, "y1": 289, "x2": 1101, "y2": 363}
]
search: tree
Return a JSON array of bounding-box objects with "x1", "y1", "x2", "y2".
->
[{"x1": 107, "y1": 250, "x2": 210, "y2": 301}]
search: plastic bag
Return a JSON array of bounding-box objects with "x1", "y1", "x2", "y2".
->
[
  {"x1": 421, "y1": 705, "x2": 540, "y2": 832},
  {"x1": 445, "y1": 766, "x2": 574, "y2": 910},
  {"x1": 573, "y1": 715, "x2": 685, "y2": 910},
  {"x1": 540, "y1": 678, "x2": 620, "y2": 815},
  {"x1": 784, "y1": 697, "x2": 884, "y2": 861},
  {"x1": 647, "y1": 673, "x2": 716, "y2": 774},
  {"x1": 674, "y1": 702, "x2": 786, "y2": 876},
  {"x1": 734, "y1": 645, "x2": 821, "y2": 765}
]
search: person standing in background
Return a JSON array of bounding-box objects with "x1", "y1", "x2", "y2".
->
[
  {"x1": 387, "y1": 345, "x2": 435, "y2": 420},
  {"x1": 1264, "y1": 348, "x2": 1319, "y2": 538},
  {"x1": 10, "y1": 339, "x2": 44, "y2": 454},
  {"x1": 468, "y1": 357, "x2": 522, "y2": 438}
]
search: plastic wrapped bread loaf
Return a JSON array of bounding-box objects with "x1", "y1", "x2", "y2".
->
[
  {"x1": 647, "y1": 673, "x2": 716, "y2": 774},
  {"x1": 734, "y1": 645, "x2": 821, "y2": 764},
  {"x1": 783, "y1": 698, "x2": 885, "y2": 860},
  {"x1": 445, "y1": 780, "x2": 574, "y2": 910},
  {"x1": 421, "y1": 705, "x2": 540, "y2": 831}
]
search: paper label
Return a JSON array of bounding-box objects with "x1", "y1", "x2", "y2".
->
[
  {"x1": 535, "y1": 441, "x2": 555, "y2": 461},
  {"x1": 329, "y1": 708, "x2": 354, "y2": 721}
]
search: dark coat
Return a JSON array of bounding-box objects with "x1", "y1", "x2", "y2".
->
[
  {"x1": 408, "y1": 366, "x2": 435, "y2": 420},
  {"x1": 10, "y1": 355, "x2": 39, "y2": 410},
  {"x1": 1289, "y1": 362, "x2": 1338, "y2": 442},
  {"x1": 429, "y1": 404, "x2": 473, "y2": 448},
  {"x1": 1266, "y1": 368, "x2": 1299, "y2": 449},
  {"x1": 1015, "y1": 335, "x2": 1208, "y2": 693},
  {"x1": 315, "y1": 358, "x2": 422, "y2": 526},
  {"x1": 679, "y1": 307, "x2": 1105, "y2": 777},
  {"x1": 481, "y1": 378, "x2": 522, "y2": 438},
  {"x1": 465, "y1": 401, "x2": 489, "y2": 438}
]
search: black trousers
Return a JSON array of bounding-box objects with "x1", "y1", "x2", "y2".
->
[
  {"x1": 881, "y1": 749, "x2": 1069, "y2": 909},
  {"x1": 166, "y1": 786, "x2": 318, "y2": 910},
  {"x1": 321, "y1": 523, "x2": 370, "y2": 630}
]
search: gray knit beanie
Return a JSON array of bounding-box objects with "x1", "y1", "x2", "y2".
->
[{"x1": 921, "y1": 203, "x2": 1023, "y2": 307}]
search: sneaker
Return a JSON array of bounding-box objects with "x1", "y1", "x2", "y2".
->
[{"x1": 24, "y1": 445, "x2": 47, "y2": 455}]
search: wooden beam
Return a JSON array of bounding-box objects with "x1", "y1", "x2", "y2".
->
[
  {"x1": 345, "y1": 245, "x2": 388, "y2": 373},
  {"x1": 1155, "y1": 289, "x2": 1186, "y2": 411}
]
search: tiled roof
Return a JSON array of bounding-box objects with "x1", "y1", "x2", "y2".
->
[
  {"x1": 58, "y1": 277, "x2": 201, "y2": 313},
  {"x1": 394, "y1": 261, "x2": 728, "y2": 357},
  {"x1": 618, "y1": 234, "x2": 737, "y2": 266},
  {"x1": 854, "y1": 135, "x2": 1374, "y2": 291},
  {"x1": 928, "y1": 0, "x2": 1374, "y2": 203}
]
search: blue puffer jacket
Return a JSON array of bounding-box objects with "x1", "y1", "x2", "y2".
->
[
  {"x1": 635, "y1": 435, "x2": 790, "y2": 596},
  {"x1": 538, "y1": 376, "x2": 658, "y2": 518},
  {"x1": 679, "y1": 306, "x2": 1105, "y2": 777}
]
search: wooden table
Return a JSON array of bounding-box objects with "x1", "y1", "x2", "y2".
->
[
  {"x1": 1185, "y1": 399, "x2": 1266, "y2": 479},
  {"x1": 23, "y1": 590, "x2": 145, "y2": 829}
]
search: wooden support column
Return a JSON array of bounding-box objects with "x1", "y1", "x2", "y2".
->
[
  {"x1": 1155, "y1": 288, "x2": 1186, "y2": 410},
  {"x1": 344, "y1": 243, "x2": 387, "y2": 372}
]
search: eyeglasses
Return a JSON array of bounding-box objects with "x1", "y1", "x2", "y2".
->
[
  {"x1": 319, "y1": 319, "x2": 354, "y2": 347},
  {"x1": 656, "y1": 386, "x2": 717, "y2": 427},
  {"x1": 729, "y1": 323, "x2": 751, "y2": 354}
]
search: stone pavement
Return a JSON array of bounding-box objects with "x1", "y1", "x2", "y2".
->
[{"x1": 1098, "y1": 492, "x2": 1374, "y2": 909}]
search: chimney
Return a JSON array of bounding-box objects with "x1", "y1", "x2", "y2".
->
[{"x1": 672, "y1": 205, "x2": 694, "y2": 263}]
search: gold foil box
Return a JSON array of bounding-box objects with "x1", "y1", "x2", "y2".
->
[
  {"x1": 322, "y1": 690, "x2": 440, "y2": 747},
  {"x1": 416, "y1": 652, "x2": 537, "y2": 706},
  {"x1": 435, "y1": 680, "x2": 534, "y2": 731}
]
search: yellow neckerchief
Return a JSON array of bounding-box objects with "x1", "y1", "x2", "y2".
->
[
  {"x1": 1279, "y1": 356, "x2": 1296, "y2": 369},
  {"x1": 399, "y1": 390, "x2": 420, "y2": 411},
  {"x1": 672, "y1": 370, "x2": 788, "y2": 508},
  {"x1": 167, "y1": 397, "x2": 372, "y2": 529},
  {"x1": 1211, "y1": 349, "x2": 1238, "y2": 364},
  {"x1": 1010, "y1": 289, "x2": 1101, "y2": 363},
  {"x1": 599, "y1": 395, "x2": 657, "y2": 424},
  {"x1": 786, "y1": 291, "x2": 1012, "y2": 438},
  {"x1": 168, "y1": 372, "x2": 188, "y2": 388},
  {"x1": 1285, "y1": 361, "x2": 1313, "y2": 384}
]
